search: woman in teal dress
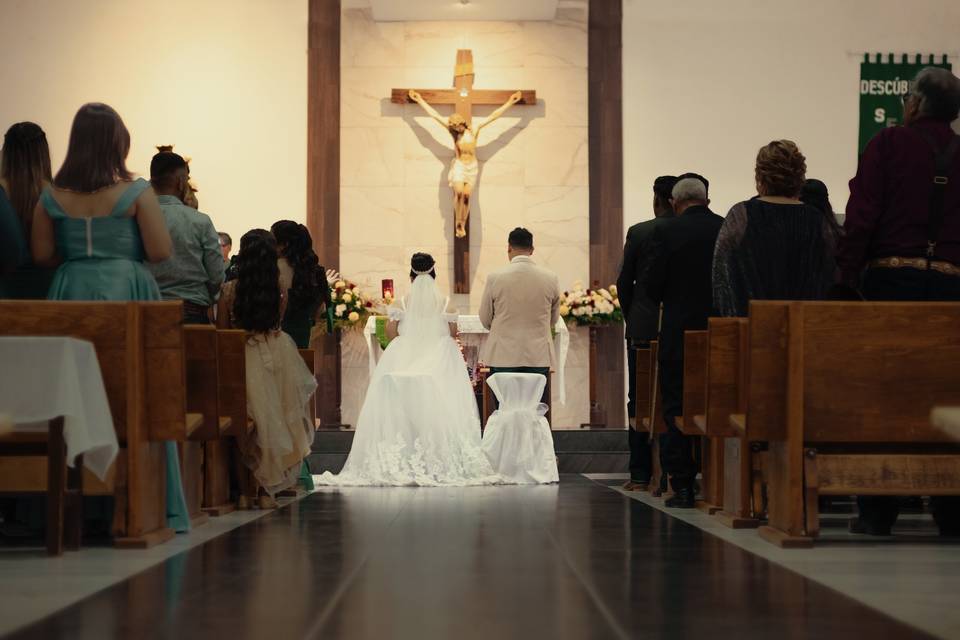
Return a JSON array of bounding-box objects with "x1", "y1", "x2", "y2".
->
[
  {"x1": 0, "y1": 122, "x2": 56, "y2": 299},
  {"x1": 31, "y1": 103, "x2": 191, "y2": 533}
]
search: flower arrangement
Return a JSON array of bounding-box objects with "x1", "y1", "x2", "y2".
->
[
  {"x1": 318, "y1": 269, "x2": 374, "y2": 333},
  {"x1": 559, "y1": 282, "x2": 623, "y2": 327}
]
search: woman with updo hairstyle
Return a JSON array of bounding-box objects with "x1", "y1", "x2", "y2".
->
[
  {"x1": 218, "y1": 229, "x2": 318, "y2": 508},
  {"x1": 712, "y1": 140, "x2": 837, "y2": 317},
  {"x1": 270, "y1": 220, "x2": 331, "y2": 348}
]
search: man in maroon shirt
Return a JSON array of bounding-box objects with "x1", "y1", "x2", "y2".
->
[{"x1": 839, "y1": 67, "x2": 960, "y2": 537}]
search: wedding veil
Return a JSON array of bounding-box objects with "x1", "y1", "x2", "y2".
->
[{"x1": 398, "y1": 274, "x2": 449, "y2": 343}]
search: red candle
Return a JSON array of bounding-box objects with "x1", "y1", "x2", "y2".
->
[{"x1": 381, "y1": 279, "x2": 394, "y2": 299}]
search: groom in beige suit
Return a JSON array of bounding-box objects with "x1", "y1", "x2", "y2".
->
[{"x1": 479, "y1": 228, "x2": 560, "y2": 386}]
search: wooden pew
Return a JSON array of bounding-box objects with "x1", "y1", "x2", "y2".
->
[
  {"x1": 675, "y1": 331, "x2": 717, "y2": 512},
  {"x1": 644, "y1": 341, "x2": 668, "y2": 495},
  {"x1": 699, "y1": 318, "x2": 761, "y2": 529},
  {"x1": 677, "y1": 331, "x2": 708, "y2": 438},
  {"x1": 0, "y1": 301, "x2": 195, "y2": 548},
  {"x1": 746, "y1": 301, "x2": 960, "y2": 547},
  {"x1": 201, "y1": 329, "x2": 247, "y2": 516}
]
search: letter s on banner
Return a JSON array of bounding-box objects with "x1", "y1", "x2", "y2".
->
[{"x1": 874, "y1": 108, "x2": 886, "y2": 123}]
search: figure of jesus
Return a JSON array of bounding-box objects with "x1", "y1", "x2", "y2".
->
[{"x1": 408, "y1": 89, "x2": 523, "y2": 238}]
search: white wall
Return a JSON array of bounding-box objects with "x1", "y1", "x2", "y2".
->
[
  {"x1": 623, "y1": 0, "x2": 960, "y2": 228},
  {"x1": 0, "y1": 0, "x2": 307, "y2": 248}
]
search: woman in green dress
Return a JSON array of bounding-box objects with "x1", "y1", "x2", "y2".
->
[
  {"x1": 269, "y1": 221, "x2": 330, "y2": 490},
  {"x1": 0, "y1": 122, "x2": 56, "y2": 299},
  {"x1": 31, "y1": 103, "x2": 191, "y2": 533}
]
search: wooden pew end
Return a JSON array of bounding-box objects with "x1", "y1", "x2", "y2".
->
[
  {"x1": 714, "y1": 510, "x2": 761, "y2": 529},
  {"x1": 695, "y1": 501, "x2": 722, "y2": 515},
  {"x1": 115, "y1": 527, "x2": 176, "y2": 550},
  {"x1": 758, "y1": 525, "x2": 813, "y2": 549},
  {"x1": 218, "y1": 417, "x2": 232, "y2": 435},
  {"x1": 202, "y1": 503, "x2": 237, "y2": 517}
]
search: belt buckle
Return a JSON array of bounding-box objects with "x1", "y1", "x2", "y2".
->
[{"x1": 888, "y1": 257, "x2": 901, "y2": 267}]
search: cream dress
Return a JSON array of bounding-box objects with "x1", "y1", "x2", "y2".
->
[{"x1": 221, "y1": 281, "x2": 317, "y2": 495}]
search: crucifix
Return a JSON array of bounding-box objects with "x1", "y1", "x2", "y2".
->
[{"x1": 392, "y1": 49, "x2": 536, "y2": 293}]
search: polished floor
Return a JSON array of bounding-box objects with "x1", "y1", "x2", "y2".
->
[{"x1": 4, "y1": 476, "x2": 933, "y2": 640}]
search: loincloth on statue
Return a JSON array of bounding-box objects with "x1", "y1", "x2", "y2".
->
[{"x1": 448, "y1": 157, "x2": 479, "y2": 188}]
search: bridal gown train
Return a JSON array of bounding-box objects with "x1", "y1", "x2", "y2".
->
[{"x1": 317, "y1": 275, "x2": 499, "y2": 486}]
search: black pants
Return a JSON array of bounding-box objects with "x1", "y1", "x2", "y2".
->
[
  {"x1": 858, "y1": 267, "x2": 960, "y2": 533},
  {"x1": 626, "y1": 340, "x2": 652, "y2": 484},
  {"x1": 487, "y1": 367, "x2": 549, "y2": 409},
  {"x1": 657, "y1": 358, "x2": 696, "y2": 492}
]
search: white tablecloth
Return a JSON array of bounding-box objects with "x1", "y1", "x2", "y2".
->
[
  {"x1": 0, "y1": 337, "x2": 118, "y2": 480},
  {"x1": 362, "y1": 315, "x2": 570, "y2": 405}
]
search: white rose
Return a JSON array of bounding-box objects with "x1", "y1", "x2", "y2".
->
[
  {"x1": 342, "y1": 292, "x2": 353, "y2": 303},
  {"x1": 348, "y1": 311, "x2": 360, "y2": 322},
  {"x1": 335, "y1": 304, "x2": 347, "y2": 317}
]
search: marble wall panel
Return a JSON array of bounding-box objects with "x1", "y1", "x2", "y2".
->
[
  {"x1": 341, "y1": 5, "x2": 592, "y2": 425},
  {"x1": 524, "y1": 126, "x2": 589, "y2": 187},
  {"x1": 341, "y1": 9, "x2": 405, "y2": 68},
  {"x1": 340, "y1": 127, "x2": 405, "y2": 187}
]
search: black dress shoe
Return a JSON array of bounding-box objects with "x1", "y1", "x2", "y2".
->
[
  {"x1": 664, "y1": 488, "x2": 695, "y2": 509},
  {"x1": 848, "y1": 518, "x2": 892, "y2": 536}
]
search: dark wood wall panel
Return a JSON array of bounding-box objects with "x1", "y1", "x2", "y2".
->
[
  {"x1": 308, "y1": 0, "x2": 344, "y2": 427},
  {"x1": 588, "y1": 0, "x2": 626, "y2": 428}
]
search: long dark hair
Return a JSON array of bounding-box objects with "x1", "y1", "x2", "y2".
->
[
  {"x1": 800, "y1": 179, "x2": 843, "y2": 237},
  {"x1": 233, "y1": 229, "x2": 282, "y2": 333},
  {"x1": 2, "y1": 122, "x2": 52, "y2": 233},
  {"x1": 54, "y1": 103, "x2": 133, "y2": 192},
  {"x1": 270, "y1": 220, "x2": 330, "y2": 311}
]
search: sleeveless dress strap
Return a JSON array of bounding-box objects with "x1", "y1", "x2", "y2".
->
[
  {"x1": 109, "y1": 178, "x2": 150, "y2": 218},
  {"x1": 40, "y1": 188, "x2": 69, "y2": 219}
]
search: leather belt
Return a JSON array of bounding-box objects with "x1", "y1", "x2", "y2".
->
[{"x1": 869, "y1": 256, "x2": 960, "y2": 277}]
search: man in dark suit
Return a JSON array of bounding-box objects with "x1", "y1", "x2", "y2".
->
[
  {"x1": 616, "y1": 175, "x2": 677, "y2": 491},
  {"x1": 644, "y1": 177, "x2": 724, "y2": 507}
]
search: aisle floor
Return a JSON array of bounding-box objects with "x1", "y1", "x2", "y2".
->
[{"x1": 1, "y1": 475, "x2": 935, "y2": 639}]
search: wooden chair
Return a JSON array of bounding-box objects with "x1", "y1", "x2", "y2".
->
[
  {"x1": 0, "y1": 301, "x2": 196, "y2": 548},
  {"x1": 745, "y1": 301, "x2": 960, "y2": 547},
  {"x1": 0, "y1": 418, "x2": 81, "y2": 555}
]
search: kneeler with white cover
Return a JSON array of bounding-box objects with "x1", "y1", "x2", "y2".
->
[{"x1": 481, "y1": 373, "x2": 559, "y2": 484}]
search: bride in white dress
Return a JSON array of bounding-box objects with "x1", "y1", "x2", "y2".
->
[{"x1": 317, "y1": 253, "x2": 500, "y2": 486}]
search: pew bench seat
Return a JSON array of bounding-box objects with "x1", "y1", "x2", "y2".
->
[
  {"x1": 932, "y1": 407, "x2": 960, "y2": 441},
  {"x1": 185, "y1": 413, "x2": 205, "y2": 438},
  {"x1": 729, "y1": 414, "x2": 746, "y2": 435},
  {"x1": 693, "y1": 414, "x2": 707, "y2": 434}
]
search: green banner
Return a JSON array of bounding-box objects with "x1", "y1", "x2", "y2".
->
[{"x1": 859, "y1": 53, "x2": 952, "y2": 155}]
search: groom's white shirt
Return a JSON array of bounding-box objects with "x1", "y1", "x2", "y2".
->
[{"x1": 478, "y1": 255, "x2": 560, "y2": 368}]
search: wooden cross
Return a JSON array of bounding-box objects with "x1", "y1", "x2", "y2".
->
[{"x1": 392, "y1": 49, "x2": 536, "y2": 294}]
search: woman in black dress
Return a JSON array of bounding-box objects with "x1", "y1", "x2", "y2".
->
[
  {"x1": 713, "y1": 140, "x2": 837, "y2": 317},
  {"x1": 270, "y1": 220, "x2": 332, "y2": 348}
]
